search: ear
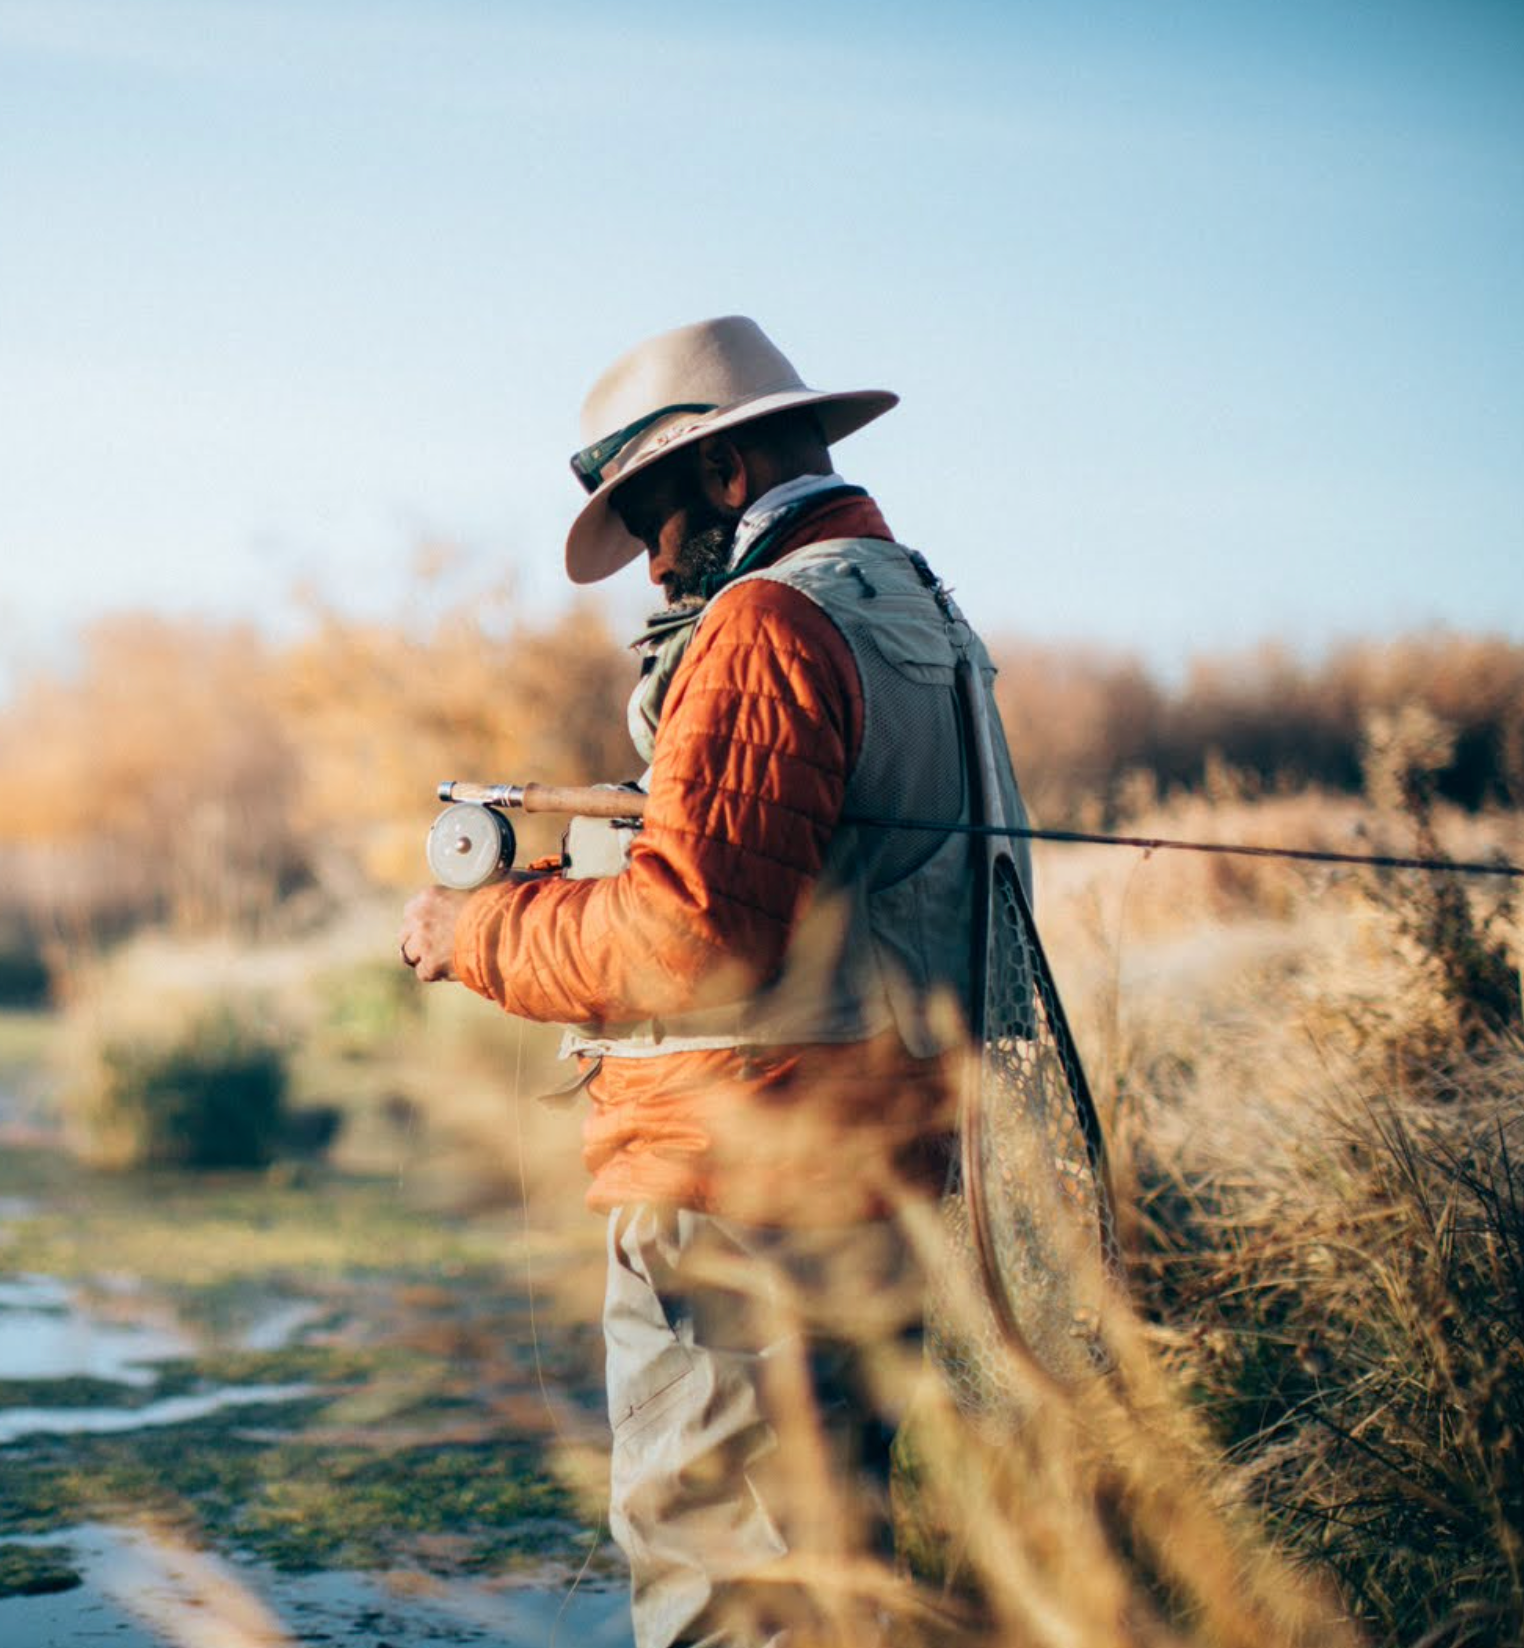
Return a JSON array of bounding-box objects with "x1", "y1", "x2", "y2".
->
[{"x1": 693, "y1": 435, "x2": 750, "y2": 512}]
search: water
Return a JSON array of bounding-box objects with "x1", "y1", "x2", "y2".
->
[
  {"x1": 0, "y1": 1087, "x2": 632, "y2": 1644},
  {"x1": 0, "y1": 1273, "x2": 633, "y2": 1642},
  {"x1": 237, "y1": 1298, "x2": 325, "y2": 1352},
  {"x1": 0, "y1": 1274, "x2": 193, "y2": 1387},
  {"x1": 0, "y1": 1269, "x2": 320, "y2": 1445},
  {"x1": 0, "y1": 1381, "x2": 317, "y2": 1446},
  {"x1": 1, "y1": 1524, "x2": 634, "y2": 1647}
]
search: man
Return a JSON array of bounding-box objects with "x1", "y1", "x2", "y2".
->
[{"x1": 401, "y1": 316, "x2": 1028, "y2": 1647}]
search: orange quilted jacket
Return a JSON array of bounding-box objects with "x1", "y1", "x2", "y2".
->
[{"x1": 453, "y1": 494, "x2": 956, "y2": 1219}]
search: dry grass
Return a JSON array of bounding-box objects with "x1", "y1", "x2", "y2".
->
[
  {"x1": 3, "y1": 594, "x2": 1522, "y2": 1643},
  {"x1": 1019, "y1": 788, "x2": 1523, "y2": 1648},
  {"x1": 370, "y1": 790, "x2": 1521, "y2": 1647},
  {"x1": 3, "y1": 603, "x2": 1520, "y2": 945},
  {"x1": 0, "y1": 571, "x2": 637, "y2": 949}
]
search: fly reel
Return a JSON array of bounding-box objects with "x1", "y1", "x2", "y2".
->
[
  {"x1": 425, "y1": 781, "x2": 650, "y2": 891},
  {"x1": 425, "y1": 801, "x2": 516, "y2": 890}
]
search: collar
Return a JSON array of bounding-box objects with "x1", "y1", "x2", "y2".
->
[
  {"x1": 703, "y1": 472, "x2": 867, "y2": 597},
  {"x1": 726, "y1": 472, "x2": 848, "y2": 570},
  {"x1": 628, "y1": 473, "x2": 876, "y2": 649}
]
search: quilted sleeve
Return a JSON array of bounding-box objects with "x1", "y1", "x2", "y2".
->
[{"x1": 452, "y1": 580, "x2": 863, "y2": 1025}]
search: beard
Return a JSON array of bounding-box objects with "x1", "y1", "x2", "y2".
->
[{"x1": 662, "y1": 510, "x2": 738, "y2": 605}]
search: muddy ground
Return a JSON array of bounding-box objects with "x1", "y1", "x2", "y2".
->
[{"x1": 0, "y1": 1038, "x2": 631, "y2": 1647}]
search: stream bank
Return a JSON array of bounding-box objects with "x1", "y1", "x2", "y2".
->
[{"x1": 0, "y1": 1083, "x2": 628, "y2": 1647}]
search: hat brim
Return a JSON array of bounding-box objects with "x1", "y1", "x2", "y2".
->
[{"x1": 564, "y1": 386, "x2": 898, "y2": 585}]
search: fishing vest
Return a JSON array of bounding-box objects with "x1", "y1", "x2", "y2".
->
[{"x1": 560, "y1": 537, "x2": 1031, "y2": 1061}]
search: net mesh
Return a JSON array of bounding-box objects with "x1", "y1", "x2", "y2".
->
[{"x1": 928, "y1": 852, "x2": 1120, "y2": 1418}]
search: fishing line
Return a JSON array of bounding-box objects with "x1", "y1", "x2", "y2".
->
[
  {"x1": 430, "y1": 783, "x2": 1520, "y2": 878},
  {"x1": 840, "y1": 815, "x2": 1524, "y2": 880},
  {"x1": 509, "y1": 1017, "x2": 605, "y2": 1646},
  {"x1": 511, "y1": 1018, "x2": 559, "y2": 1428}
]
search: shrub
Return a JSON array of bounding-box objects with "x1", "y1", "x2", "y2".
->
[
  {"x1": 1360, "y1": 704, "x2": 1521, "y2": 1054},
  {"x1": 1108, "y1": 822, "x2": 1524, "y2": 1647},
  {"x1": 984, "y1": 630, "x2": 1524, "y2": 824},
  {"x1": 1133, "y1": 1050, "x2": 1524, "y2": 1646},
  {"x1": 66, "y1": 1007, "x2": 290, "y2": 1171},
  {"x1": 314, "y1": 957, "x2": 423, "y2": 1057},
  {"x1": 0, "y1": 925, "x2": 50, "y2": 1007},
  {"x1": 0, "y1": 617, "x2": 309, "y2": 936}
]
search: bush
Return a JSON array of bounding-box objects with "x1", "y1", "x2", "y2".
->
[
  {"x1": 1360, "y1": 704, "x2": 1521, "y2": 1055},
  {"x1": 0, "y1": 934, "x2": 50, "y2": 1008},
  {"x1": 985, "y1": 630, "x2": 1524, "y2": 825},
  {"x1": 1108, "y1": 821, "x2": 1524, "y2": 1647},
  {"x1": 67, "y1": 1008, "x2": 290, "y2": 1171},
  {"x1": 314, "y1": 957, "x2": 424, "y2": 1057},
  {"x1": 1133, "y1": 1049, "x2": 1524, "y2": 1646}
]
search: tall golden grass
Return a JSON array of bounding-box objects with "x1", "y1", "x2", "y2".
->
[
  {"x1": 0, "y1": 577, "x2": 635, "y2": 946},
  {"x1": 1, "y1": 579, "x2": 1520, "y2": 1643},
  {"x1": 0, "y1": 616, "x2": 303, "y2": 938},
  {"x1": 2, "y1": 586, "x2": 1520, "y2": 943},
  {"x1": 1112, "y1": 953, "x2": 1520, "y2": 1641}
]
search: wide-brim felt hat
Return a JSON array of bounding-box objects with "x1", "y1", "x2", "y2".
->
[{"x1": 565, "y1": 316, "x2": 898, "y2": 584}]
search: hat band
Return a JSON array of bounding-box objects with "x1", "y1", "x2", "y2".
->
[{"x1": 569, "y1": 402, "x2": 717, "y2": 495}]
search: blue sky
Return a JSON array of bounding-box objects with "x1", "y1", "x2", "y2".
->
[{"x1": 2, "y1": 0, "x2": 1520, "y2": 689}]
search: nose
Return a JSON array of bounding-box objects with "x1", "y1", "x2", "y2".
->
[{"x1": 646, "y1": 541, "x2": 674, "y2": 587}]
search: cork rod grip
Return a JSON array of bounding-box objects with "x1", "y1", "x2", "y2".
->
[{"x1": 437, "y1": 781, "x2": 648, "y2": 819}]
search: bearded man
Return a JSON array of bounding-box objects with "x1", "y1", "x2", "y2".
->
[{"x1": 401, "y1": 316, "x2": 1029, "y2": 1648}]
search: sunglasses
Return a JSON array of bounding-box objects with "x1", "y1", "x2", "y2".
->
[{"x1": 569, "y1": 402, "x2": 717, "y2": 495}]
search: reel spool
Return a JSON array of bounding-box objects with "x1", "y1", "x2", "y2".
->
[{"x1": 426, "y1": 801, "x2": 516, "y2": 890}]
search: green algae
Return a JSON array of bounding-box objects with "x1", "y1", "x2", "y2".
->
[
  {"x1": 0, "y1": 1376, "x2": 138, "y2": 1410},
  {"x1": 0, "y1": 1139, "x2": 612, "y2": 1583},
  {"x1": 0, "y1": 1542, "x2": 83, "y2": 1599},
  {"x1": 1, "y1": 1424, "x2": 585, "y2": 1574}
]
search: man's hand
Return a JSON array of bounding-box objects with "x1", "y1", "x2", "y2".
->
[{"x1": 400, "y1": 887, "x2": 473, "y2": 983}]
